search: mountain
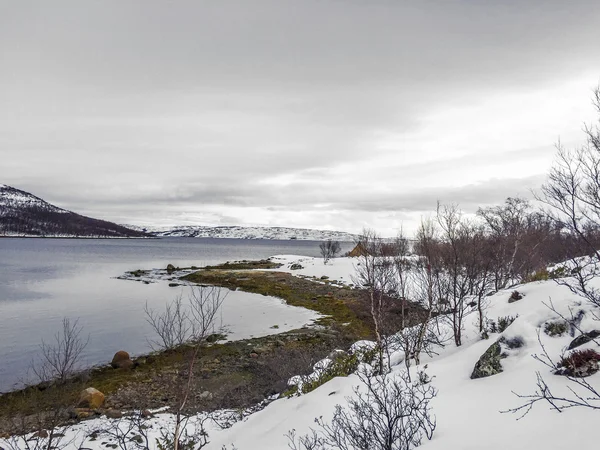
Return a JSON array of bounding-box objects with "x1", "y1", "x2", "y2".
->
[
  {"x1": 0, "y1": 184, "x2": 148, "y2": 238},
  {"x1": 126, "y1": 224, "x2": 358, "y2": 241}
]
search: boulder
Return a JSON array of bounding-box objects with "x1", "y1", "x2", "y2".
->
[
  {"x1": 32, "y1": 430, "x2": 49, "y2": 439},
  {"x1": 166, "y1": 264, "x2": 176, "y2": 274},
  {"x1": 78, "y1": 388, "x2": 105, "y2": 409},
  {"x1": 471, "y1": 341, "x2": 504, "y2": 379},
  {"x1": 104, "y1": 409, "x2": 123, "y2": 419},
  {"x1": 567, "y1": 330, "x2": 600, "y2": 350},
  {"x1": 289, "y1": 263, "x2": 304, "y2": 270},
  {"x1": 470, "y1": 336, "x2": 523, "y2": 379},
  {"x1": 111, "y1": 350, "x2": 134, "y2": 369},
  {"x1": 198, "y1": 391, "x2": 213, "y2": 400}
]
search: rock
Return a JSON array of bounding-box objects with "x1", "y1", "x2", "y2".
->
[
  {"x1": 328, "y1": 349, "x2": 347, "y2": 361},
  {"x1": 33, "y1": 430, "x2": 49, "y2": 439},
  {"x1": 70, "y1": 408, "x2": 95, "y2": 420},
  {"x1": 290, "y1": 263, "x2": 304, "y2": 270},
  {"x1": 111, "y1": 351, "x2": 134, "y2": 369},
  {"x1": 78, "y1": 388, "x2": 105, "y2": 409},
  {"x1": 166, "y1": 264, "x2": 176, "y2": 274},
  {"x1": 320, "y1": 276, "x2": 329, "y2": 280},
  {"x1": 104, "y1": 409, "x2": 123, "y2": 419},
  {"x1": 141, "y1": 409, "x2": 153, "y2": 418},
  {"x1": 567, "y1": 330, "x2": 600, "y2": 350},
  {"x1": 470, "y1": 336, "x2": 524, "y2": 379},
  {"x1": 198, "y1": 391, "x2": 213, "y2": 400},
  {"x1": 168, "y1": 283, "x2": 180, "y2": 287},
  {"x1": 249, "y1": 352, "x2": 259, "y2": 358},
  {"x1": 508, "y1": 290, "x2": 523, "y2": 303},
  {"x1": 470, "y1": 341, "x2": 504, "y2": 379}
]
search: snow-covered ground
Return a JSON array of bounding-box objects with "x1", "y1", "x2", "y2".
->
[
  {"x1": 3, "y1": 255, "x2": 599, "y2": 449},
  {"x1": 124, "y1": 225, "x2": 358, "y2": 241}
]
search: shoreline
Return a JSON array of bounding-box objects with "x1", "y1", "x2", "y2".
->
[{"x1": 0, "y1": 257, "x2": 378, "y2": 434}]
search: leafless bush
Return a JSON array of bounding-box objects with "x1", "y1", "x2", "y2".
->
[
  {"x1": 145, "y1": 286, "x2": 227, "y2": 351},
  {"x1": 32, "y1": 317, "x2": 89, "y2": 384},
  {"x1": 287, "y1": 368, "x2": 437, "y2": 450},
  {"x1": 536, "y1": 86, "x2": 600, "y2": 310},
  {"x1": 505, "y1": 330, "x2": 600, "y2": 418},
  {"x1": 320, "y1": 240, "x2": 342, "y2": 264}
]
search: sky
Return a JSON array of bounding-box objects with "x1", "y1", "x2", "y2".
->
[{"x1": 1, "y1": 0, "x2": 600, "y2": 236}]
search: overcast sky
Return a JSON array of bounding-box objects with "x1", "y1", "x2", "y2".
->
[{"x1": 1, "y1": 0, "x2": 600, "y2": 235}]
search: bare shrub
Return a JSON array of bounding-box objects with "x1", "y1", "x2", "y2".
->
[
  {"x1": 145, "y1": 286, "x2": 227, "y2": 351},
  {"x1": 320, "y1": 240, "x2": 342, "y2": 264},
  {"x1": 287, "y1": 369, "x2": 437, "y2": 450},
  {"x1": 32, "y1": 317, "x2": 88, "y2": 384}
]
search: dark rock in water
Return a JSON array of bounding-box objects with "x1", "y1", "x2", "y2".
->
[
  {"x1": 166, "y1": 264, "x2": 176, "y2": 274},
  {"x1": 168, "y1": 283, "x2": 180, "y2": 287},
  {"x1": 568, "y1": 330, "x2": 600, "y2": 350}
]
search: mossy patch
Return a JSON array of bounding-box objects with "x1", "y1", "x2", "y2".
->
[{"x1": 181, "y1": 269, "x2": 372, "y2": 337}]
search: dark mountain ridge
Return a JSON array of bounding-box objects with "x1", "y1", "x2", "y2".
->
[{"x1": 0, "y1": 184, "x2": 148, "y2": 238}]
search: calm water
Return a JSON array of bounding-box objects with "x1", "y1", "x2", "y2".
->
[{"x1": 0, "y1": 238, "x2": 350, "y2": 392}]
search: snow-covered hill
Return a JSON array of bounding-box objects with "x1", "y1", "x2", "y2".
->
[
  {"x1": 126, "y1": 224, "x2": 358, "y2": 241},
  {"x1": 0, "y1": 184, "x2": 147, "y2": 238}
]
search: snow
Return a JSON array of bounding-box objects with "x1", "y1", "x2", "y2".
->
[
  {"x1": 124, "y1": 225, "x2": 358, "y2": 241},
  {"x1": 0, "y1": 184, "x2": 67, "y2": 214},
  {"x1": 3, "y1": 255, "x2": 600, "y2": 449}
]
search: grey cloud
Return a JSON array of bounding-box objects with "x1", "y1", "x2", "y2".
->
[{"x1": 1, "y1": 1, "x2": 599, "y2": 233}]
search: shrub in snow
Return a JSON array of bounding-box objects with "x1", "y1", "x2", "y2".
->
[
  {"x1": 508, "y1": 290, "x2": 523, "y2": 303},
  {"x1": 497, "y1": 315, "x2": 517, "y2": 333},
  {"x1": 543, "y1": 320, "x2": 569, "y2": 337},
  {"x1": 557, "y1": 349, "x2": 600, "y2": 377},
  {"x1": 288, "y1": 369, "x2": 437, "y2": 450}
]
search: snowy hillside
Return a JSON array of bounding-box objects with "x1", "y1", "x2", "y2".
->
[
  {"x1": 4, "y1": 255, "x2": 598, "y2": 449},
  {"x1": 126, "y1": 224, "x2": 358, "y2": 241},
  {"x1": 0, "y1": 184, "x2": 147, "y2": 238}
]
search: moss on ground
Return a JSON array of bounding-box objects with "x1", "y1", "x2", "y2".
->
[{"x1": 181, "y1": 269, "x2": 372, "y2": 336}]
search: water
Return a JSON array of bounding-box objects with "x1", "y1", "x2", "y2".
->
[{"x1": 0, "y1": 237, "x2": 351, "y2": 392}]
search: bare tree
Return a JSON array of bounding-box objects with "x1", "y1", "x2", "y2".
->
[
  {"x1": 32, "y1": 317, "x2": 89, "y2": 384},
  {"x1": 287, "y1": 368, "x2": 437, "y2": 450},
  {"x1": 145, "y1": 294, "x2": 191, "y2": 350},
  {"x1": 352, "y1": 229, "x2": 397, "y2": 373},
  {"x1": 320, "y1": 239, "x2": 342, "y2": 264},
  {"x1": 145, "y1": 285, "x2": 227, "y2": 351},
  {"x1": 143, "y1": 285, "x2": 227, "y2": 450},
  {"x1": 536, "y1": 87, "x2": 600, "y2": 309}
]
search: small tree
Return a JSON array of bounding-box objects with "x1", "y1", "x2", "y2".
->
[
  {"x1": 32, "y1": 317, "x2": 89, "y2": 384},
  {"x1": 144, "y1": 285, "x2": 227, "y2": 450},
  {"x1": 320, "y1": 239, "x2": 342, "y2": 264}
]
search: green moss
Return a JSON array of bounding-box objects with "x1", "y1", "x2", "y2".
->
[
  {"x1": 202, "y1": 259, "x2": 283, "y2": 270},
  {"x1": 181, "y1": 269, "x2": 371, "y2": 338}
]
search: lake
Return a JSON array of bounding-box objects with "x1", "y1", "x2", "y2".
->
[{"x1": 0, "y1": 238, "x2": 353, "y2": 392}]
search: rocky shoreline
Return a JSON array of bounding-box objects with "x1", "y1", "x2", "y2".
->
[{"x1": 0, "y1": 259, "x2": 380, "y2": 435}]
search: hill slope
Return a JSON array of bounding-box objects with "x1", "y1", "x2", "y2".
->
[
  {"x1": 0, "y1": 184, "x2": 148, "y2": 238},
  {"x1": 127, "y1": 224, "x2": 358, "y2": 241}
]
